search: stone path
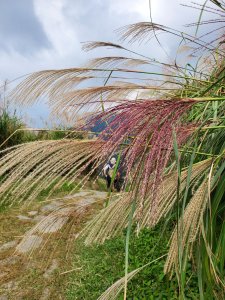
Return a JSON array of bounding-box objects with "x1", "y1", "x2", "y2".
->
[{"x1": 0, "y1": 190, "x2": 107, "y2": 299}]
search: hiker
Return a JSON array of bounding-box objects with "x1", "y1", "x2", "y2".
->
[
  {"x1": 113, "y1": 169, "x2": 123, "y2": 192},
  {"x1": 103, "y1": 157, "x2": 122, "y2": 192}
]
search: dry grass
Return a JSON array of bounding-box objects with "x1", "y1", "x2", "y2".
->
[
  {"x1": 0, "y1": 140, "x2": 105, "y2": 206},
  {"x1": 164, "y1": 178, "x2": 209, "y2": 273},
  {"x1": 81, "y1": 159, "x2": 212, "y2": 245},
  {"x1": 0, "y1": 193, "x2": 105, "y2": 299}
]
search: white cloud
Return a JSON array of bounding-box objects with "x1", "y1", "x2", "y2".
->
[
  {"x1": 0, "y1": 0, "x2": 220, "y2": 126},
  {"x1": 108, "y1": 0, "x2": 149, "y2": 19},
  {"x1": 33, "y1": 0, "x2": 80, "y2": 56}
]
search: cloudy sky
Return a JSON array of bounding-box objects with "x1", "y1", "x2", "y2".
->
[{"x1": 0, "y1": 0, "x2": 212, "y2": 126}]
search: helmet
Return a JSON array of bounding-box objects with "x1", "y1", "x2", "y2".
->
[{"x1": 110, "y1": 157, "x2": 116, "y2": 165}]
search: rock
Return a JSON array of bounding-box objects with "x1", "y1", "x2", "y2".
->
[
  {"x1": 17, "y1": 215, "x2": 32, "y2": 221},
  {"x1": 41, "y1": 201, "x2": 62, "y2": 213},
  {"x1": 37, "y1": 207, "x2": 73, "y2": 233},
  {"x1": 40, "y1": 287, "x2": 51, "y2": 300},
  {"x1": 1, "y1": 280, "x2": 18, "y2": 290},
  {"x1": 16, "y1": 235, "x2": 43, "y2": 254},
  {"x1": 0, "y1": 271, "x2": 7, "y2": 280},
  {"x1": 0, "y1": 241, "x2": 17, "y2": 252},
  {"x1": 33, "y1": 215, "x2": 45, "y2": 222},
  {"x1": 91, "y1": 191, "x2": 107, "y2": 199},
  {"x1": 0, "y1": 295, "x2": 8, "y2": 300},
  {"x1": 37, "y1": 217, "x2": 68, "y2": 233},
  {"x1": 27, "y1": 211, "x2": 38, "y2": 216},
  {"x1": 0, "y1": 256, "x2": 19, "y2": 266},
  {"x1": 43, "y1": 259, "x2": 58, "y2": 279},
  {"x1": 61, "y1": 191, "x2": 92, "y2": 199},
  {"x1": 73, "y1": 191, "x2": 92, "y2": 197},
  {"x1": 75, "y1": 198, "x2": 96, "y2": 207}
]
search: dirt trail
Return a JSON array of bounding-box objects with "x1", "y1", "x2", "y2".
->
[{"x1": 0, "y1": 190, "x2": 107, "y2": 300}]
